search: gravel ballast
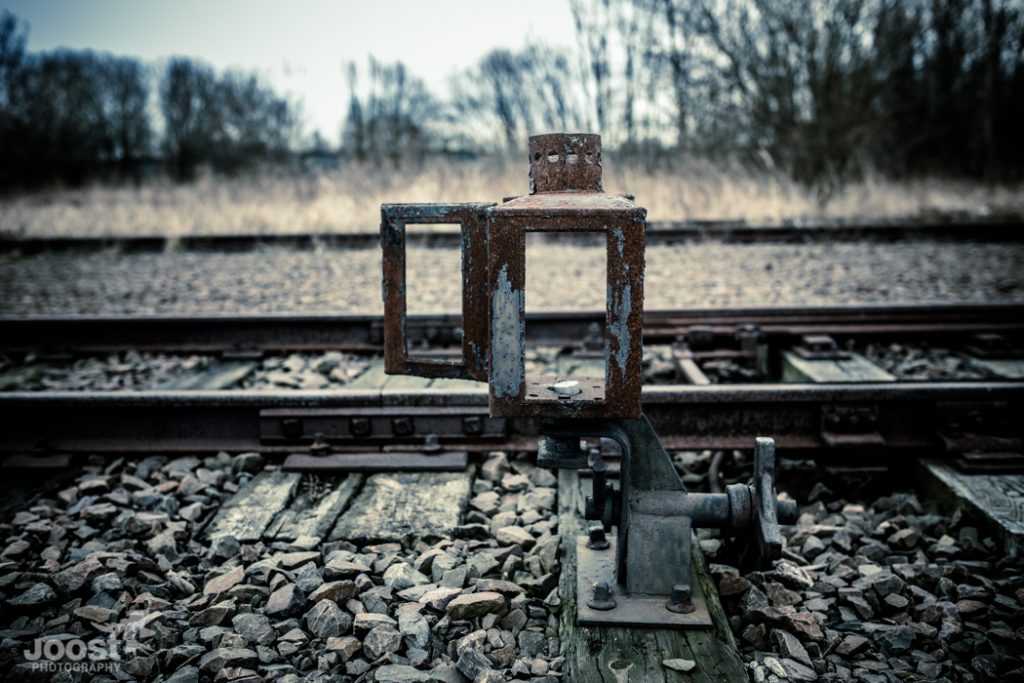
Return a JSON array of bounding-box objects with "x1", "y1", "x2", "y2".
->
[
  {"x1": 2, "y1": 241, "x2": 1022, "y2": 315},
  {"x1": 709, "y1": 489, "x2": 1024, "y2": 683},
  {"x1": 0, "y1": 448, "x2": 1020, "y2": 681},
  {"x1": 0, "y1": 453, "x2": 564, "y2": 682},
  {"x1": 0, "y1": 343, "x2": 998, "y2": 392}
]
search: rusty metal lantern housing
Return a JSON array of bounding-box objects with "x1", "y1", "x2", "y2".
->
[
  {"x1": 381, "y1": 133, "x2": 646, "y2": 420},
  {"x1": 487, "y1": 133, "x2": 646, "y2": 419}
]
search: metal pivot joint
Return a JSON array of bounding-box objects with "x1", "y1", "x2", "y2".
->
[
  {"x1": 544, "y1": 416, "x2": 798, "y2": 627},
  {"x1": 379, "y1": 132, "x2": 798, "y2": 630}
]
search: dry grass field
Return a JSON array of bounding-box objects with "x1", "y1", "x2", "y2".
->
[{"x1": 2, "y1": 157, "x2": 1023, "y2": 238}]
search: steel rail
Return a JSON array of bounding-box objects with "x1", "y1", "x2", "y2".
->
[
  {"x1": 1, "y1": 382, "x2": 1019, "y2": 457},
  {"x1": 2, "y1": 217, "x2": 1022, "y2": 255},
  {"x1": 2, "y1": 302, "x2": 1022, "y2": 354}
]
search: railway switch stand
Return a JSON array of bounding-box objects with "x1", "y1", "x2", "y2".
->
[{"x1": 381, "y1": 132, "x2": 798, "y2": 628}]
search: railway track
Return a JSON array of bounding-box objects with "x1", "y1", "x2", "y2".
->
[
  {"x1": 3, "y1": 302, "x2": 1022, "y2": 353},
  {"x1": 2, "y1": 216, "x2": 1022, "y2": 255},
  {"x1": 1, "y1": 303, "x2": 1021, "y2": 467},
  {"x1": 1, "y1": 303, "x2": 1022, "y2": 683}
]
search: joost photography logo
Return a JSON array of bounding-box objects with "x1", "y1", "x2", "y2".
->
[{"x1": 21, "y1": 609, "x2": 151, "y2": 673}]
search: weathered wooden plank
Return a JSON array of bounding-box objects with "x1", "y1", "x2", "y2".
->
[
  {"x1": 429, "y1": 377, "x2": 487, "y2": 392},
  {"x1": 206, "y1": 469, "x2": 301, "y2": 542},
  {"x1": 558, "y1": 470, "x2": 746, "y2": 683},
  {"x1": 782, "y1": 350, "x2": 895, "y2": 383},
  {"x1": 158, "y1": 360, "x2": 256, "y2": 390},
  {"x1": 968, "y1": 357, "x2": 1024, "y2": 379},
  {"x1": 330, "y1": 468, "x2": 473, "y2": 545},
  {"x1": 919, "y1": 459, "x2": 1024, "y2": 557},
  {"x1": 0, "y1": 364, "x2": 48, "y2": 391},
  {"x1": 345, "y1": 361, "x2": 389, "y2": 389},
  {"x1": 676, "y1": 357, "x2": 712, "y2": 385},
  {"x1": 382, "y1": 373, "x2": 434, "y2": 392},
  {"x1": 265, "y1": 474, "x2": 363, "y2": 541},
  {"x1": 556, "y1": 354, "x2": 606, "y2": 379}
]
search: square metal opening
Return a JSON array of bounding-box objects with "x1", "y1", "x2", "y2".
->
[
  {"x1": 381, "y1": 203, "x2": 493, "y2": 381},
  {"x1": 488, "y1": 216, "x2": 645, "y2": 419}
]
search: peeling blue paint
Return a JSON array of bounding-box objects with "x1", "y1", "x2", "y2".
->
[
  {"x1": 491, "y1": 264, "x2": 524, "y2": 398},
  {"x1": 607, "y1": 281, "x2": 632, "y2": 376},
  {"x1": 606, "y1": 226, "x2": 634, "y2": 377},
  {"x1": 612, "y1": 226, "x2": 625, "y2": 256},
  {"x1": 611, "y1": 225, "x2": 630, "y2": 274},
  {"x1": 468, "y1": 339, "x2": 486, "y2": 374}
]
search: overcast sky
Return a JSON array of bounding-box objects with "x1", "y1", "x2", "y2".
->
[{"x1": 3, "y1": 0, "x2": 578, "y2": 142}]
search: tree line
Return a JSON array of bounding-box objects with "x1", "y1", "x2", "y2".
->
[
  {"x1": 0, "y1": 10, "x2": 296, "y2": 189},
  {"x1": 2, "y1": 0, "x2": 1023, "y2": 191},
  {"x1": 345, "y1": 0, "x2": 1024, "y2": 181},
  {"x1": 567, "y1": 0, "x2": 1024, "y2": 181}
]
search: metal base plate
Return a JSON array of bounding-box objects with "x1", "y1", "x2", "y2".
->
[{"x1": 576, "y1": 537, "x2": 713, "y2": 628}]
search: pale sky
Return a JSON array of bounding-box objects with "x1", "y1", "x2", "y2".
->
[{"x1": 3, "y1": 0, "x2": 578, "y2": 143}]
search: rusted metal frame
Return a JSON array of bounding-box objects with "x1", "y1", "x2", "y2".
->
[
  {"x1": 381, "y1": 202, "x2": 493, "y2": 381},
  {"x1": 487, "y1": 216, "x2": 645, "y2": 419}
]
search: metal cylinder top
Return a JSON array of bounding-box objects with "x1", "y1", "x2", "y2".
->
[{"x1": 528, "y1": 133, "x2": 602, "y2": 193}]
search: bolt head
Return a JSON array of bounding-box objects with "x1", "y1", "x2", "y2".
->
[
  {"x1": 349, "y1": 418, "x2": 372, "y2": 437},
  {"x1": 587, "y1": 581, "x2": 616, "y2": 611},
  {"x1": 586, "y1": 525, "x2": 609, "y2": 550},
  {"x1": 665, "y1": 582, "x2": 695, "y2": 613}
]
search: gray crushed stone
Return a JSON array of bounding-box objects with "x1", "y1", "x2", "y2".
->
[{"x1": 1, "y1": 241, "x2": 1022, "y2": 315}]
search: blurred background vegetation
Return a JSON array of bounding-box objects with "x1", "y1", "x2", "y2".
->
[{"x1": 1, "y1": 1, "x2": 1023, "y2": 231}]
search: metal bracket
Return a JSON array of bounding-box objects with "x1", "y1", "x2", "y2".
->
[
  {"x1": 258, "y1": 408, "x2": 507, "y2": 445},
  {"x1": 576, "y1": 537, "x2": 712, "y2": 627},
  {"x1": 793, "y1": 334, "x2": 851, "y2": 360},
  {"x1": 541, "y1": 415, "x2": 797, "y2": 628},
  {"x1": 821, "y1": 404, "x2": 884, "y2": 447}
]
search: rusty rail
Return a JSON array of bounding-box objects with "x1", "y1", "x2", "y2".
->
[
  {"x1": 2, "y1": 302, "x2": 1022, "y2": 354},
  {"x1": 0, "y1": 382, "x2": 1018, "y2": 459}
]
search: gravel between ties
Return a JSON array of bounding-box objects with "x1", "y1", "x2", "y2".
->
[
  {"x1": 705, "y1": 488, "x2": 1024, "y2": 683},
  {"x1": 0, "y1": 452, "x2": 564, "y2": 683},
  {"x1": 2, "y1": 241, "x2": 1022, "y2": 315}
]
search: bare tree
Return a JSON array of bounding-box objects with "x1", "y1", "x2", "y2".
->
[
  {"x1": 102, "y1": 57, "x2": 152, "y2": 181},
  {"x1": 160, "y1": 58, "x2": 219, "y2": 180},
  {"x1": 570, "y1": 0, "x2": 613, "y2": 135},
  {"x1": 342, "y1": 62, "x2": 367, "y2": 162},
  {"x1": 342, "y1": 57, "x2": 439, "y2": 166},
  {"x1": 449, "y1": 42, "x2": 589, "y2": 153},
  {"x1": 0, "y1": 10, "x2": 27, "y2": 110},
  {"x1": 160, "y1": 57, "x2": 295, "y2": 179}
]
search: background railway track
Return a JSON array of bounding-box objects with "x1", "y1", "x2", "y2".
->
[
  {"x1": 1, "y1": 303, "x2": 1020, "y2": 467},
  {"x1": 3, "y1": 217, "x2": 1023, "y2": 255},
  {"x1": 3, "y1": 303, "x2": 1021, "y2": 353}
]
